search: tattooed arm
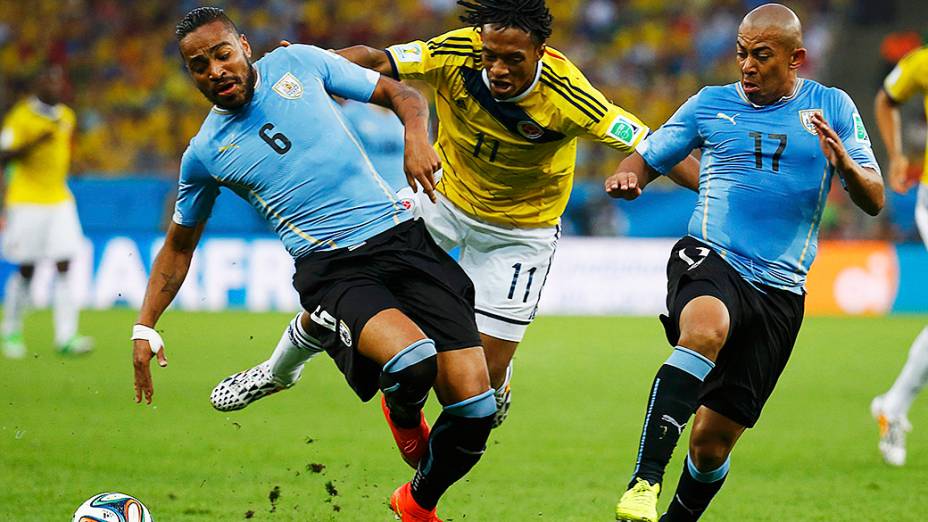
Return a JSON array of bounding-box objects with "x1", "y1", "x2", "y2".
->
[
  {"x1": 132, "y1": 221, "x2": 205, "y2": 403},
  {"x1": 367, "y1": 76, "x2": 440, "y2": 202}
]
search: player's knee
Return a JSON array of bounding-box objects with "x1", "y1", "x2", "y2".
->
[
  {"x1": 678, "y1": 323, "x2": 728, "y2": 359},
  {"x1": 689, "y1": 446, "x2": 730, "y2": 473},
  {"x1": 444, "y1": 388, "x2": 497, "y2": 418},
  {"x1": 689, "y1": 433, "x2": 734, "y2": 471},
  {"x1": 686, "y1": 451, "x2": 731, "y2": 483},
  {"x1": 379, "y1": 338, "x2": 438, "y2": 408},
  {"x1": 442, "y1": 389, "x2": 497, "y2": 446}
]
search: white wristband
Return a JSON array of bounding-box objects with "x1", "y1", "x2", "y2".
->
[{"x1": 132, "y1": 324, "x2": 165, "y2": 355}]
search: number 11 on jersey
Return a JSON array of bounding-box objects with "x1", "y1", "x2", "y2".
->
[{"x1": 508, "y1": 262, "x2": 537, "y2": 303}]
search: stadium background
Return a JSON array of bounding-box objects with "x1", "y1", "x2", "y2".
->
[
  {"x1": 2, "y1": 1, "x2": 928, "y2": 520},
  {"x1": 1, "y1": 0, "x2": 926, "y2": 317}
]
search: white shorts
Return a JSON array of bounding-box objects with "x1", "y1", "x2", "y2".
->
[
  {"x1": 2, "y1": 200, "x2": 84, "y2": 264},
  {"x1": 917, "y1": 183, "x2": 928, "y2": 251},
  {"x1": 416, "y1": 191, "x2": 559, "y2": 342}
]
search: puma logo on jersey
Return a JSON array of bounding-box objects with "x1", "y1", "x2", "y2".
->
[
  {"x1": 716, "y1": 112, "x2": 738, "y2": 125},
  {"x1": 679, "y1": 247, "x2": 710, "y2": 271}
]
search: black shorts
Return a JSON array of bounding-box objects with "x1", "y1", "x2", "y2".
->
[
  {"x1": 660, "y1": 236, "x2": 805, "y2": 428},
  {"x1": 292, "y1": 219, "x2": 481, "y2": 401}
]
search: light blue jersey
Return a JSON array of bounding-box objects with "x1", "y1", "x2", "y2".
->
[
  {"x1": 639, "y1": 79, "x2": 880, "y2": 293},
  {"x1": 174, "y1": 45, "x2": 412, "y2": 259},
  {"x1": 340, "y1": 100, "x2": 406, "y2": 191}
]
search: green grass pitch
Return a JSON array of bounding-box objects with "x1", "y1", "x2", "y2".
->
[{"x1": 1, "y1": 310, "x2": 926, "y2": 520}]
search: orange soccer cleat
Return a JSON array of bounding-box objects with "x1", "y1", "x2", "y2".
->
[
  {"x1": 381, "y1": 394, "x2": 430, "y2": 469},
  {"x1": 389, "y1": 482, "x2": 442, "y2": 522}
]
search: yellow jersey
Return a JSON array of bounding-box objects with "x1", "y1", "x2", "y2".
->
[
  {"x1": 386, "y1": 28, "x2": 649, "y2": 228},
  {"x1": 883, "y1": 46, "x2": 928, "y2": 185},
  {"x1": 0, "y1": 97, "x2": 76, "y2": 205}
]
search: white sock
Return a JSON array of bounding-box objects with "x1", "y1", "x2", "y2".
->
[
  {"x1": 2, "y1": 274, "x2": 31, "y2": 337},
  {"x1": 496, "y1": 361, "x2": 513, "y2": 395},
  {"x1": 882, "y1": 326, "x2": 928, "y2": 418},
  {"x1": 269, "y1": 312, "x2": 323, "y2": 386},
  {"x1": 53, "y1": 273, "x2": 79, "y2": 347}
]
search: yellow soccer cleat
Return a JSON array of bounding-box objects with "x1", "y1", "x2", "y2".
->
[{"x1": 616, "y1": 478, "x2": 661, "y2": 522}]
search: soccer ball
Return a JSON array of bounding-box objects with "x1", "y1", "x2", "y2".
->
[{"x1": 72, "y1": 492, "x2": 153, "y2": 522}]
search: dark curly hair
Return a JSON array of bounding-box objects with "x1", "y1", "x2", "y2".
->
[
  {"x1": 175, "y1": 6, "x2": 239, "y2": 41},
  {"x1": 458, "y1": 0, "x2": 553, "y2": 45}
]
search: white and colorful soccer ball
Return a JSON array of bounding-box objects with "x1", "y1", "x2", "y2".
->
[{"x1": 72, "y1": 492, "x2": 153, "y2": 522}]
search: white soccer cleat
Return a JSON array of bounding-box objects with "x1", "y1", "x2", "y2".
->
[
  {"x1": 2, "y1": 333, "x2": 26, "y2": 359},
  {"x1": 210, "y1": 362, "x2": 290, "y2": 412},
  {"x1": 491, "y1": 384, "x2": 511, "y2": 429},
  {"x1": 57, "y1": 335, "x2": 94, "y2": 356},
  {"x1": 870, "y1": 395, "x2": 911, "y2": 466}
]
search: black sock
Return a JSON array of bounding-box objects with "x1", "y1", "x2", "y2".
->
[
  {"x1": 379, "y1": 340, "x2": 437, "y2": 428},
  {"x1": 630, "y1": 347, "x2": 714, "y2": 488},
  {"x1": 382, "y1": 382, "x2": 429, "y2": 429},
  {"x1": 663, "y1": 454, "x2": 729, "y2": 521},
  {"x1": 411, "y1": 391, "x2": 495, "y2": 509}
]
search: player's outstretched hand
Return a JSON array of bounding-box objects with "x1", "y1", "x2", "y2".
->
[
  {"x1": 404, "y1": 139, "x2": 441, "y2": 204},
  {"x1": 132, "y1": 326, "x2": 168, "y2": 405},
  {"x1": 811, "y1": 113, "x2": 852, "y2": 172},
  {"x1": 888, "y1": 156, "x2": 911, "y2": 195},
  {"x1": 605, "y1": 170, "x2": 643, "y2": 200}
]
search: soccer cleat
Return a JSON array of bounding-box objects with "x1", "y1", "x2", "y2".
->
[
  {"x1": 56, "y1": 335, "x2": 93, "y2": 356},
  {"x1": 871, "y1": 395, "x2": 911, "y2": 466},
  {"x1": 2, "y1": 333, "x2": 26, "y2": 359},
  {"x1": 491, "y1": 362, "x2": 513, "y2": 429},
  {"x1": 382, "y1": 394, "x2": 430, "y2": 469},
  {"x1": 389, "y1": 482, "x2": 442, "y2": 522},
  {"x1": 616, "y1": 478, "x2": 661, "y2": 522},
  {"x1": 210, "y1": 362, "x2": 289, "y2": 411}
]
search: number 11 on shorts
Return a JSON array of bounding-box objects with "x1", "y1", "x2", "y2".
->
[{"x1": 508, "y1": 263, "x2": 537, "y2": 303}]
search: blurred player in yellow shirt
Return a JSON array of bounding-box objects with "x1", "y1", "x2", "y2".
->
[
  {"x1": 0, "y1": 66, "x2": 92, "y2": 358},
  {"x1": 871, "y1": 45, "x2": 928, "y2": 466}
]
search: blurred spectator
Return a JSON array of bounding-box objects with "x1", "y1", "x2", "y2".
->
[
  {"x1": 0, "y1": 0, "x2": 841, "y2": 177},
  {"x1": 4, "y1": 0, "x2": 895, "y2": 239}
]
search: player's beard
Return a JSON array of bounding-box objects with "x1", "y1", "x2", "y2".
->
[
  {"x1": 211, "y1": 62, "x2": 257, "y2": 111},
  {"x1": 240, "y1": 62, "x2": 257, "y2": 106}
]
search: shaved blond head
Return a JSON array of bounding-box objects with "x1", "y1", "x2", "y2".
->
[{"x1": 739, "y1": 3, "x2": 803, "y2": 50}]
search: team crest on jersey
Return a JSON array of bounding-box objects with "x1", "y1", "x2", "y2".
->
[
  {"x1": 338, "y1": 320, "x2": 352, "y2": 347},
  {"x1": 607, "y1": 115, "x2": 644, "y2": 146},
  {"x1": 273, "y1": 72, "x2": 303, "y2": 100},
  {"x1": 517, "y1": 120, "x2": 545, "y2": 140},
  {"x1": 392, "y1": 43, "x2": 423, "y2": 63},
  {"x1": 798, "y1": 109, "x2": 823, "y2": 135}
]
